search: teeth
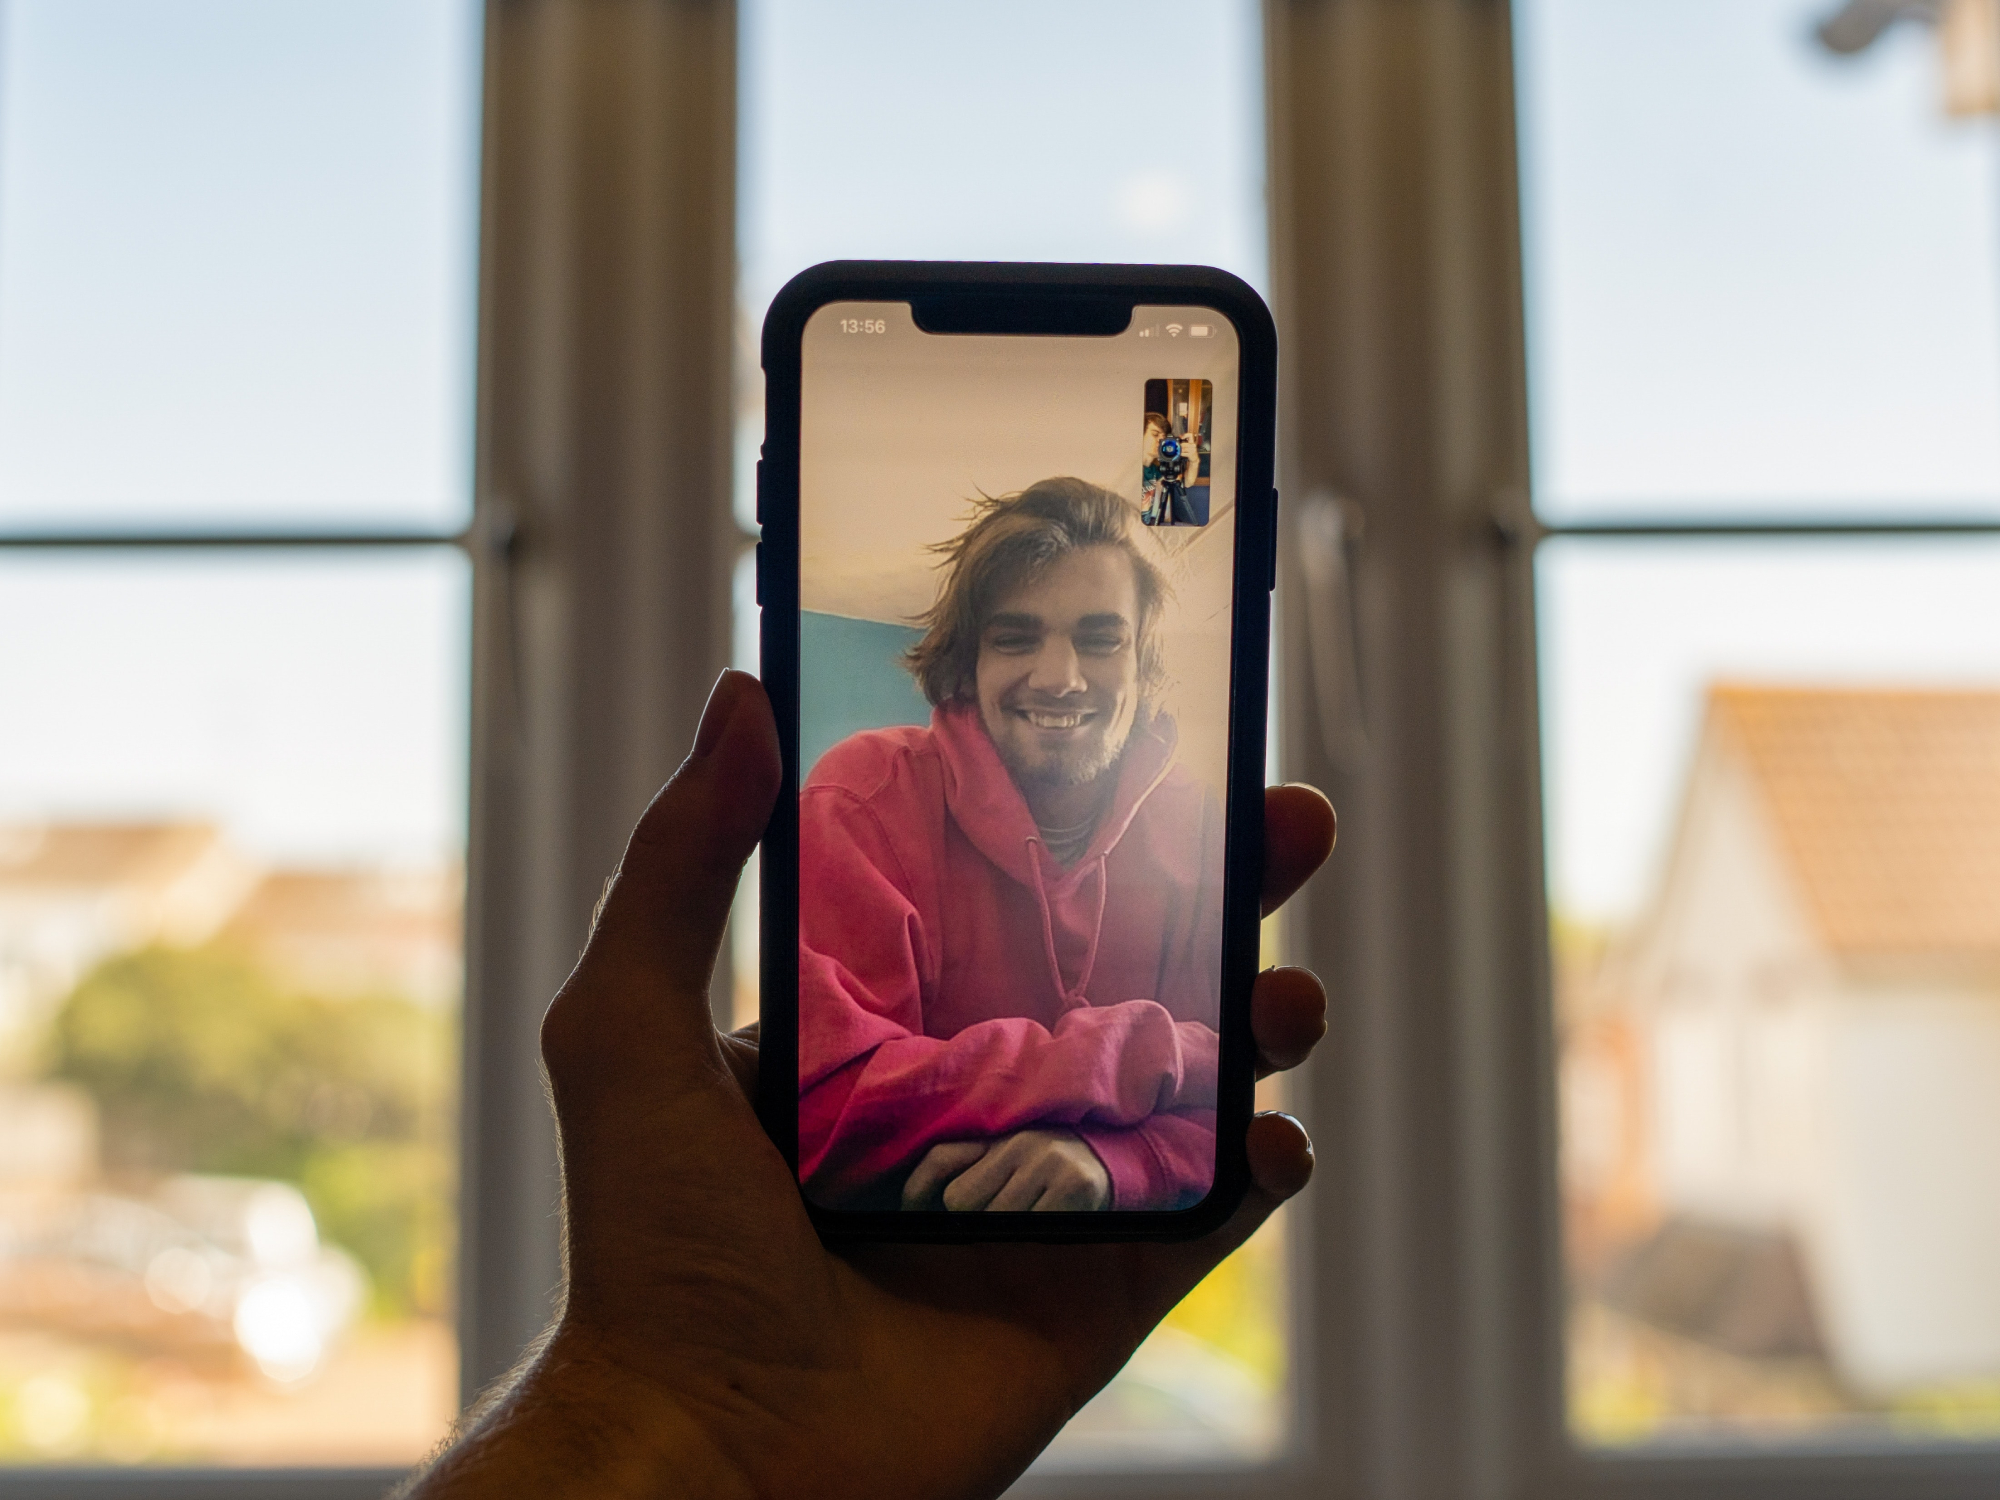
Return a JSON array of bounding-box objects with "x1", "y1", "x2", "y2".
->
[{"x1": 1024, "y1": 711, "x2": 1087, "y2": 729}]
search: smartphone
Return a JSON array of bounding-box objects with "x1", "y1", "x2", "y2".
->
[{"x1": 755, "y1": 262, "x2": 1277, "y2": 1241}]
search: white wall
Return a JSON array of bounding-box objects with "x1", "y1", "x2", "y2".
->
[
  {"x1": 1634, "y1": 721, "x2": 2000, "y2": 1393},
  {"x1": 1639, "y1": 727, "x2": 1828, "y2": 1226},
  {"x1": 1811, "y1": 988, "x2": 2000, "y2": 1393}
]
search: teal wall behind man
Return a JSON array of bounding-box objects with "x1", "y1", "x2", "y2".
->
[{"x1": 801, "y1": 611, "x2": 930, "y2": 776}]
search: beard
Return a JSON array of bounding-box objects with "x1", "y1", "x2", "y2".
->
[
  {"x1": 985, "y1": 690, "x2": 1137, "y2": 795},
  {"x1": 994, "y1": 729, "x2": 1126, "y2": 792}
]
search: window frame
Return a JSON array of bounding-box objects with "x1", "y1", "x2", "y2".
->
[
  {"x1": 475, "y1": 0, "x2": 2000, "y2": 1492},
  {"x1": 1262, "y1": 3, "x2": 2000, "y2": 1500},
  {"x1": 0, "y1": 0, "x2": 737, "y2": 1494},
  {"x1": 13, "y1": 2, "x2": 2000, "y2": 1497}
]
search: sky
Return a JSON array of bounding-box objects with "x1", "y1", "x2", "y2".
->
[
  {"x1": 0, "y1": 0, "x2": 481, "y2": 863},
  {"x1": 737, "y1": 0, "x2": 1269, "y2": 316},
  {"x1": 0, "y1": 0, "x2": 1995, "y2": 917},
  {"x1": 0, "y1": 0, "x2": 480, "y2": 531},
  {"x1": 1519, "y1": 0, "x2": 2000, "y2": 517},
  {"x1": 1517, "y1": 0, "x2": 2000, "y2": 919}
]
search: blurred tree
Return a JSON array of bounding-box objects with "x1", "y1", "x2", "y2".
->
[{"x1": 43, "y1": 946, "x2": 454, "y2": 1319}]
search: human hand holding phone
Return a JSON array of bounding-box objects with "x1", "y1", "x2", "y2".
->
[{"x1": 403, "y1": 670, "x2": 1334, "y2": 1500}]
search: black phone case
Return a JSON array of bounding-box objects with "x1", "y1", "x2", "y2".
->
[{"x1": 755, "y1": 260, "x2": 1279, "y2": 1242}]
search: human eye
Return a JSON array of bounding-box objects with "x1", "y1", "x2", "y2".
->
[
  {"x1": 987, "y1": 627, "x2": 1041, "y2": 654},
  {"x1": 1075, "y1": 628, "x2": 1129, "y2": 656}
]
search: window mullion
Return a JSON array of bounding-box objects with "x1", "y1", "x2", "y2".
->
[
  {"x1": 459, "y1": 0, "x2": 739, "y2": 1412},
  {"x1": 1267, "y1": 2, "x2": 1547, "y2": 1498}
]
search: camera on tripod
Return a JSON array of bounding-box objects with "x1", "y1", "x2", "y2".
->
[{"x1": 1153, "y1": 431, "x2": 1188, "y2": 520}]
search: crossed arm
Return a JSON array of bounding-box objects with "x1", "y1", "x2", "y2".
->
[
  {"x1": 901, "y1": 1126, "x2": 1119, "y2": 1211},
  {"x1": 798, "y1": 786, "x2": 1227, "y2": 1210}
]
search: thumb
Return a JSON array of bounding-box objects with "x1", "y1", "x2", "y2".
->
[{"x1": 547, "y1": 671, "x2": 780, "y2": 1074}]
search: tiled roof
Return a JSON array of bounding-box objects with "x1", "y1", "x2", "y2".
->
[
  {"x1": 1713, "y1": 686, "x2": 2000, "y2": 956},
  {"x1": 220, "y1": 869, "x2": 459, "y2": 948},
  {"x1": 217, "y1": 868, "x2": 462, "y2": 1003},
  {"x1": 0, "y1": 822, "x2": 222, "y2": 891}
]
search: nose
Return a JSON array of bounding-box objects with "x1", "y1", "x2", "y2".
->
[{"x1": 1026, "y1": 636, "x2": 1086, "y2": 697}]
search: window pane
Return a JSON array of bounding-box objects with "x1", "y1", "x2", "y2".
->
[
  {"x1": 1516, "y1": 0, "x2": 2000, "y2": 519},
  {"x1": 1034, "y1": 1209, "x2": 1291, "y2": 1470},
  {"x1": 1542, "y1": 537, "x2": 2000, "y2": 1445},
  {"x1": 738, "y1": 0, "x2": 1269, "y2": 316},
  {"x1": 0, "y1": 1, "x2": 481, "y2": 531},
  {"x1": 0, "y1": 553, "x2": 467, "y2": 1465},
  {"x1": 737, "y1": 0, "x2": 1285, "y2": 1466}
]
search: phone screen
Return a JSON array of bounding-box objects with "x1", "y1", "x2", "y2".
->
[{"x1": 795, "y1": 301, "x2": 1243, "y2": 1214}]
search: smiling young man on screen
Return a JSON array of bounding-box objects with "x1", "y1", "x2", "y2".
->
[{"x1": 797, "y1": 477, "x2": 1227, "y2": 1213}]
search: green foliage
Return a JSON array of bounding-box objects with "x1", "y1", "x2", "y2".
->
[
  {"x1": 1160, "y1": 1211, "x2": 1285, "y2": 1387},
  {"x1": 44, "y1": 946, "x2": 455, "y2": 1319},
  {"x1": 301, "y1": 1140, "x2": 454, "y2": 1320},
  {"x1": 1892, "y1": 1381, "x2": 2000, "y2": 1438}
]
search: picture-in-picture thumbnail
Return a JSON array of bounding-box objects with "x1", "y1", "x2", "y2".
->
[{"x1": 1141, "y1": 378, "x2": 1213, "y2": 528}]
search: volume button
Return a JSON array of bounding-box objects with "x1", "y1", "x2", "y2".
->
[
  {"x1": 754, "y1": 458, "x2": 765, "y2": 525},
  {"x1": 1267, "y1": 487, "x2": 1280, "y2": 591},
  {"x1": 754, "y1": 541, "x2": 764, "y2": 604}
]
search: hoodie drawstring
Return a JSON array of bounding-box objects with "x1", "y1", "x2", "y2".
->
[
  {"x1": 1074, "y1": 856, "x2": 1108, "y2": 998},
  {"x1": 1027, "y1": 843, "x2": 1109, "y2": 1011}
]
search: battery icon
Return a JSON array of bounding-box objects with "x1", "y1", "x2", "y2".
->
[{"x1": 1190, "y1": 323, "x2": 1213, "y2": 338}]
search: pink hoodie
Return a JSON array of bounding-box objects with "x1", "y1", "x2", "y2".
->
[{"x1": 798, "y1": 701, "x2": 1224, "y2": 1211}]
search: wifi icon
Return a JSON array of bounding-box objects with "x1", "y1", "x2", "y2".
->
[{"x1": 1165, "y1": 323, "x2": 1183, "y2": 337}]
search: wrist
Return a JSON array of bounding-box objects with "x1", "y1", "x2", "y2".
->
[{"x1": 406, "y1": 1326, "x2": 743, "y2": 1500}]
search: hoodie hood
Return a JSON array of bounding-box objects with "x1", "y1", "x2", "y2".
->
[
  {"x1": 795, "y1": 702, "x2": 1227, "y2": 1210},
  {"x1": 929, "y1": 700, "x2": 1180, "y2": 891},
  {"x1": 931, "y1": 700, "x2": 1180, "y2": 1009}
]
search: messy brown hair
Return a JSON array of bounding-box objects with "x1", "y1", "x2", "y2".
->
[{"x1": 905, "y1": 477, "x2": 1169, "y2": 708}]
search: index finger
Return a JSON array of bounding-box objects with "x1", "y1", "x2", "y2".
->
[{"x1": 1262, "y1": 784, "x2": 1337, "y2": 917}]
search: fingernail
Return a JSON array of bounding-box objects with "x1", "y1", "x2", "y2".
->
[{"x1": 692, "y1": 672, "x2": 744, "y2": 759}]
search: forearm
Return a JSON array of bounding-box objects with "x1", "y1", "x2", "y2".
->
[
  {"x1": 398, "y1": 1331, "x2": 748, "y2": 1500},
  {"x1": 802, "y1": 1004, "x2": 1219, "y2": 1198},
  {"x1": 1078, "y1": 1109, "x2": 1218, "y2": 1210}
]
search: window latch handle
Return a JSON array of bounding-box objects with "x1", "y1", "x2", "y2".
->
[{"x1": 1297, "y1": 489, "x2": 1370, "y2": 771}]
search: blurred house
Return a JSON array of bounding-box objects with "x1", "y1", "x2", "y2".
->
[
  {"x1": 217, "y1": 866, "x2": 461, "y2": 1008},
  {"x1": 0, "y1": 824, "x2": 447, "y2": 1385},
  {"x1": 0, "y1": 822, "x2": 259, "y2": 1042},
  {"x1": 0, "y1": 1152, "x2": 366, "y2": 1383},
  {"x1": 1591, "y1": 686, "x2": 2000, "y2": 1396},
  {"x1": 0, "y1": 821, "x2": 461, "y2": 1049},
  {"x1": 1558, "y1": 962, "x2": 1658, "y2": 1279},
  {"x1": 0, "y1": 1082, "x2": 98, "y2": 1186}
]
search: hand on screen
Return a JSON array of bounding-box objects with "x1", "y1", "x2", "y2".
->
[
  {"x1": 900, "y1": 1139, "x2": 989, "y2": 1209},
  {"x1": 405, "y1": 670, "x2": 1336, "y2": 1500},
  {"x1": 903, "y1": 1128, "x2": 1112, "y2": 1212}
]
